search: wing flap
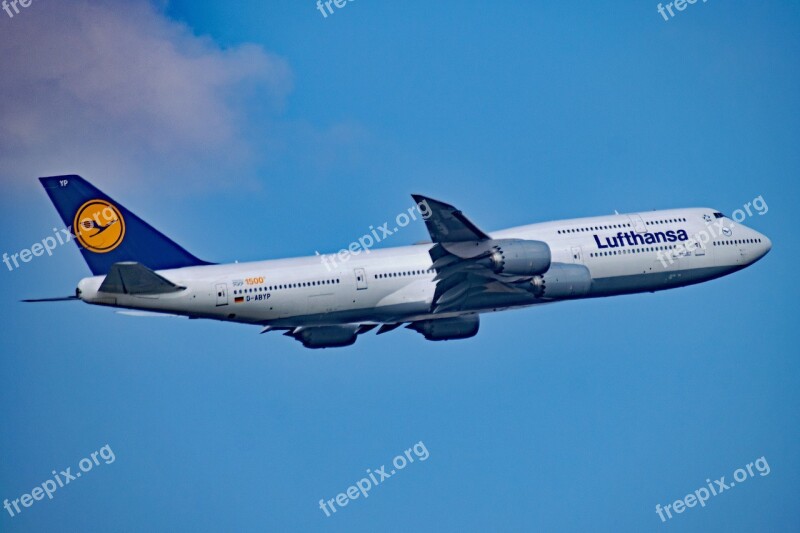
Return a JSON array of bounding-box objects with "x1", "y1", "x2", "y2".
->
[{"x1": 413, "y1": 194, "x2": 541, "y2": 314}]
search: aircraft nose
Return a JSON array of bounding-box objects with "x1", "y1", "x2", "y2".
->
[
  {"x1": 762, "y1": 235, "x2": 772, "y2": 255},
  {"x1": 755, "y1": 232, "x2": 772, "y2": 260}
]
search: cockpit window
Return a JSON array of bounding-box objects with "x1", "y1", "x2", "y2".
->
[{"x1": 713, "y1": 212, "x2": 725, "y2": 218}]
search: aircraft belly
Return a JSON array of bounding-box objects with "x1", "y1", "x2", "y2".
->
[{"x1": 590, "y1": 265, "x2": 741, "y2": 296}]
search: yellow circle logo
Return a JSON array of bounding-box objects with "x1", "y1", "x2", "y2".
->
[{"x1": 73, "y1": 200, "x2": 125, "y2": 253}]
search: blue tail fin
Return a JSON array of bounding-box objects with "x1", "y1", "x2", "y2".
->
[{"x1": 39, "y1": 175, "x2": 211, "y2": 275}]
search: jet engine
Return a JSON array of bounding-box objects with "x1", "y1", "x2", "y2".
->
[
  {"x1": 285, "y1": 325, "x2": 359, "y2": 349},
  {"x1": 530, "y1": 263, "x2": 592, "y2": 299},
  {"x1": 486, "y1": 239, "x2": 551, "y2": 276},
  {"x1": 407, "y1": 315, "x2": 480, "y2": 341}
]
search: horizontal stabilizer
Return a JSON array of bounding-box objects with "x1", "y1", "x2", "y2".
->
[
  {"x1": 22, "y1": 296, "x2": 79, "y2": 303},
  {"x1": 99, "y1": 262, "x2": 185, "y2": 295}
]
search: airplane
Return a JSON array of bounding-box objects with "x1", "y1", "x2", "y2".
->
[{"x1": 24, "y1": 175, "x2": 771, "y2": 348}]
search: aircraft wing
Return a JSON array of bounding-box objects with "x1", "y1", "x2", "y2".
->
[{"x1": 412, "y1": 195, "x2": 536, "y2": 314}]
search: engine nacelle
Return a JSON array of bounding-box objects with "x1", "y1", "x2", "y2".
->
[
  {"x1": 485, "y1": 239, "x2": 551, "y2": 276},
  {"x1": 288, "y1": 326, "x2": 358, "y2": 349},
  {"x1": 530, "y1": 263, "x2": 592, "y2": 299},
  {"x1": 407, "y1": 315, "x2": 480, "y2": 341}
]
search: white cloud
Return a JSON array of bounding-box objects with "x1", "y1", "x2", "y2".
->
[{"x1": 0, "y1": 0, "x2": 292, "y2": 192}]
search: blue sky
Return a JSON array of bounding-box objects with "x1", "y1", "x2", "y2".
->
[{"x1": 1, "y1": 1, "x2": 798, "y2": 531}]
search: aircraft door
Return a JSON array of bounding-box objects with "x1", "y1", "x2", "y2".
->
[
  {"x1": 215, "y1": 283, "x2": 228, "y2": 306},
  {"x1": 354, "y1": 268, "x2": 368, "y2": 290},
  {"x1": 628, "y1": 214, "x2": 647, "y2": 233}
]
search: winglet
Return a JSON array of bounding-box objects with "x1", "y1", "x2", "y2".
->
[{"x1": 410, "y1": 194, "x2": 490, "y2": 243}]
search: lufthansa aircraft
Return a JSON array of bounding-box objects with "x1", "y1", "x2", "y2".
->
[{"x1": 26, "y1": 175, "x2": 771, "y2": 348}]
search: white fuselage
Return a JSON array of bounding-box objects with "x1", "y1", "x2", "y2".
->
[{"x1": 76, "y1": 207, "x2": 771, "y2": 327}]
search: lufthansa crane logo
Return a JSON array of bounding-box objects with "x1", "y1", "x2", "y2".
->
[{"x1": 73, "y1": 200, "x2": 126, "y2": 253}]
